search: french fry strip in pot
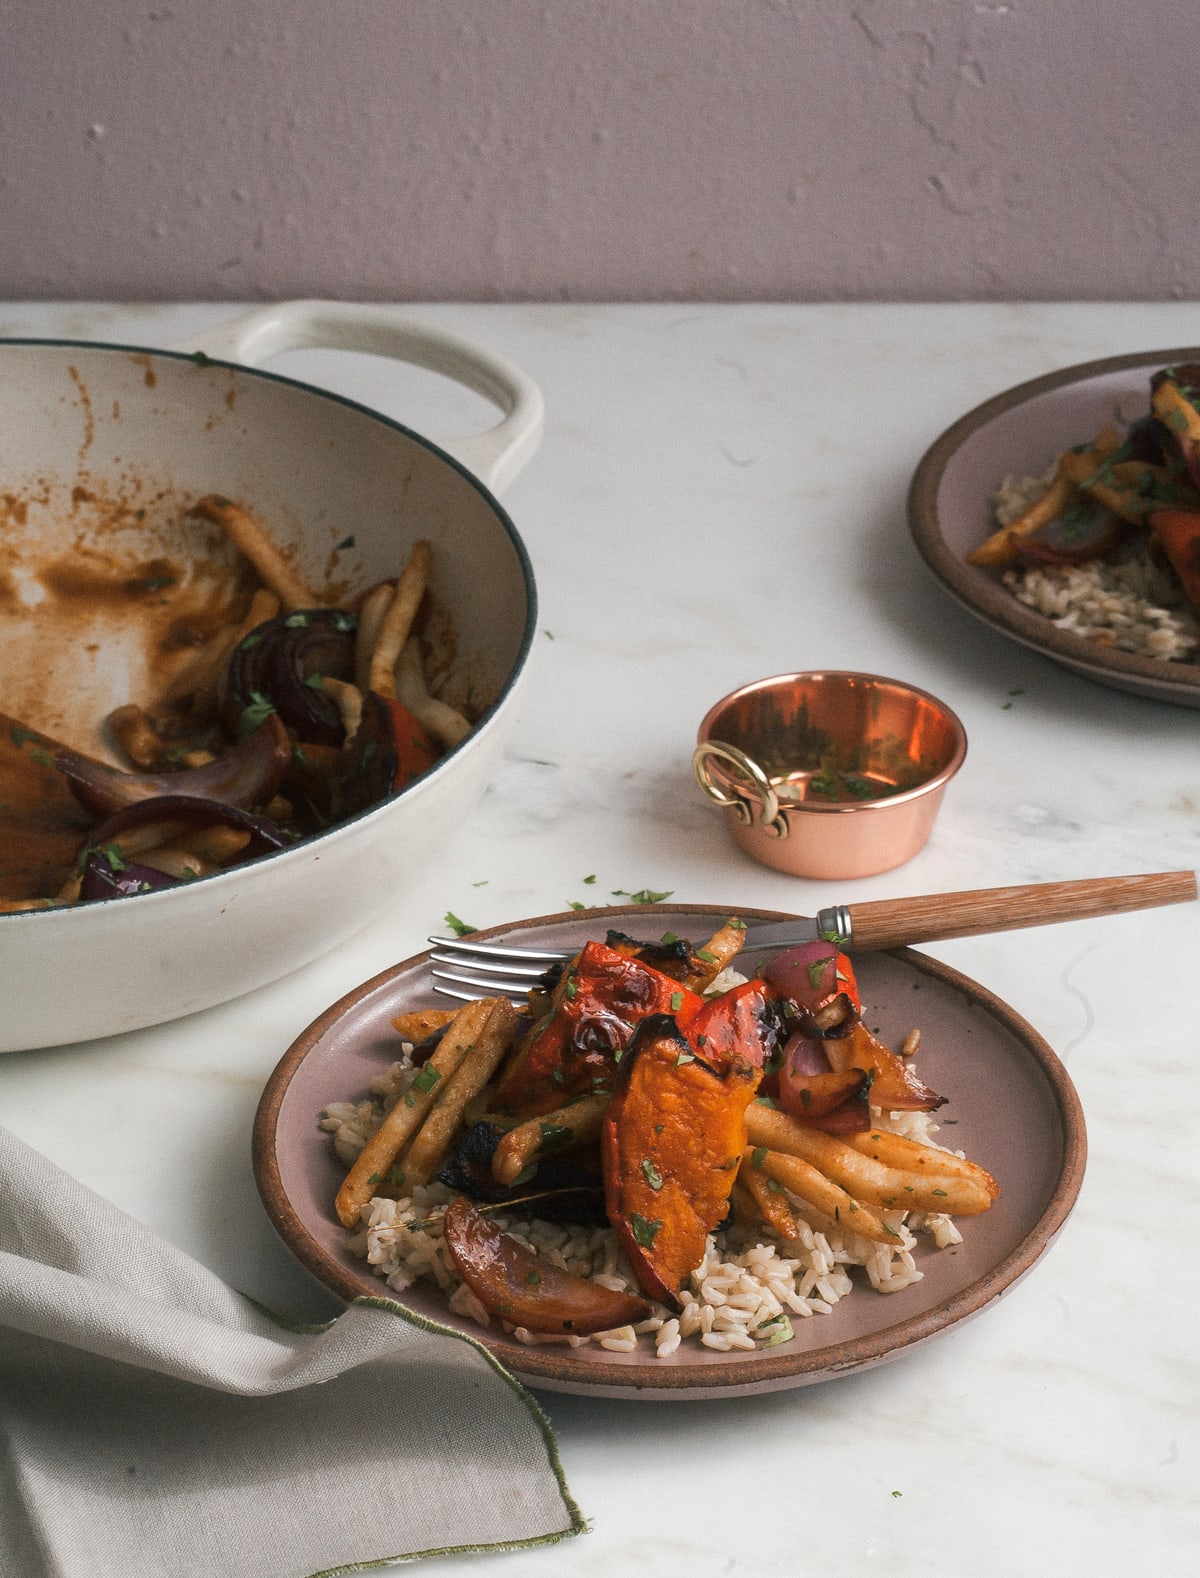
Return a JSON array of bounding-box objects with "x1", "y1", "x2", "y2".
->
[
  {"x1": 163, "y1": 587, "x2": 281, "y2": 705},
  {"x1": 354, "y1": 581, "x2": 394, "y2": 692},
  {"x1": 322, "y1": 676, "x2": 364, "y2": 740},
  {"x1": 335, "y1": 997, "x2": 501, "y2": 1227},
  {"x1": 491, "y1": 1093, "x2": 609, "y2": 1187},
  {"x1": 395, "y1": 639, "x2": 472, "y2": 748},
  {"x1": 368, "y1": 541, "x2": 432, "y2": 698},
  {"x1": 400, "y1": 997, "x2": 522, "y2": 1188},
  {"x1": 191, "y1": 495, "x2": 317, "y2": 612},
  {"x1": 107, "y1": 705, "x2": 170, "y2": 770}
]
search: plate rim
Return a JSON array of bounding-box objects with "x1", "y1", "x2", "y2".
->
[
  {"x1": 907, "y1": 343, "x2": 1200, "y2": 698},
  {"x1": 253, "y1": 903, "x2": 1087, "y2": 1397}
]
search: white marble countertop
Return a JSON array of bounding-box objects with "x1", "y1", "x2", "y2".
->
[{"x1": 3, "y1": 300, "x2": 1199, "y2": 1577}]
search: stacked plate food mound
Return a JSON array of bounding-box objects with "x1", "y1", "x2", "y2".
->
[
  {"x1": 976, "y1": 363, "x2": 1200, "y2": 664},
  {"x1": 321, "y1": 921, "x2": 998, "y2": 1357}
]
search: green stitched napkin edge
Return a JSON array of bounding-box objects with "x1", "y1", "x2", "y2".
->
[{"x1": 244, "y1": 1292, "x2": 587, "y2": 1576}]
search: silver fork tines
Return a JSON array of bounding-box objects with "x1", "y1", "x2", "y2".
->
[{"x1": 427, "y1": 934, "x2": 570, "y2": 1003}]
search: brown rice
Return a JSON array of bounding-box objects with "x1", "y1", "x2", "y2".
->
[
  {"x1": 321, "y1": 1048, "x2": 966, "y2": 1359},
  {"x1": 992, "y1": 469, "x2": 1200, "y2": 663}
]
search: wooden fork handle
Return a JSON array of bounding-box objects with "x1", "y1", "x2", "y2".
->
[{"x1": 845, "y1": 870, "x2": 1197, "y2": 952}]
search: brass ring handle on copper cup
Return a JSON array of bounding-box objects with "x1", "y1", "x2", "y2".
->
[{"x1": 691, "y1": 740, "x2": 789, "y2": 839}]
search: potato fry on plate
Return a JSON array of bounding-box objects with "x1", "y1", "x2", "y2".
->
[
  {"x1": 745, "y1": 1103, "x2": 996, "y2": 1216},
  {"x1": 491, "y1": 1093, "x2": 609, "y2": 1187},
  {"x1": 736, "y1": 1152, "x2": 797, "y2": 1240},
  {"x1": 400, "y1": 996, "x2": 522, "y2": 1188},
  {"x1": 748, "y1": 1148, "x2": 894, "y2": 1243},
  {"x1": 335, "y1": 996, "x2": 505, "y2": 1226},
  {"x1": 679, "y1": 917, "x2": 747, "y2": 992}
]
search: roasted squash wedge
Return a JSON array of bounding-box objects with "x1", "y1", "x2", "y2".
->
[{"x1": 602, "y1": 1013, "x2": 761, "y2": 1309}]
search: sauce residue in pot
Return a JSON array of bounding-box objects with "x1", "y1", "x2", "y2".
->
[
  {"x1": 0, "y1": 480, "x2": 258, "y2": 750},
  {"x1": 0, "y1": 723, "x2": 91, "y2": 903}
]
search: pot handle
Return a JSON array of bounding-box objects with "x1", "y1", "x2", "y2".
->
[{"x1": 169, "y1": 301, "x2": 543, "y2": 495}]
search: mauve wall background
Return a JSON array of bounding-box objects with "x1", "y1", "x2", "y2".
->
[{"x1": 1, "y1": 0, "x2": 1194, "y2": 303}]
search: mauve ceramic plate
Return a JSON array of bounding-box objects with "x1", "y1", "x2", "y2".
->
[
  {"x1": 253, "y1": 904, "x2": 1086, "y2": 1401},
  {"x1": 908, "y1": 346, "x2": 1200, "y2": 707}
]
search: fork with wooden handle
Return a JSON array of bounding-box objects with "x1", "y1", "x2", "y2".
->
[{"x1": 428, "y1": 870, "x2": 1197, "y2": 1000}]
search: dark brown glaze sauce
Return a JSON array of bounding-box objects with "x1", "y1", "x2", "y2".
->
[
  {"x1": 0, "y1": 479, "x2": 261, "y2": 903},
  {"x1": 0, "y1": 725, "x2": 91, "y2": 901}
]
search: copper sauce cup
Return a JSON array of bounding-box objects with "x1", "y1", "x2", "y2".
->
[{"x1": 693, "y1": 671, "x2": 967, "y2": 879}]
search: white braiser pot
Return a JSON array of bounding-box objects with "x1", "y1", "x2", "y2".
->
[{"x1": 0, "y1": 302, "x2": 542, "y2": 1052}]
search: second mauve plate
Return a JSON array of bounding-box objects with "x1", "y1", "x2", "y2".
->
[
  {"x1": 253, "y1": 904, "x2": 1086, "y2": 1401},
  {"x1": 908, "y1": 346, "x2": 1200, "y2": 707}
]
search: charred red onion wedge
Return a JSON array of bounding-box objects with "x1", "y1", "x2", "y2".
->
[
  {"x1": 83, "y1": 795, "x2": 292, "y2": 865},
  {"x1": 442, "y1": 1195, "x2": 651, "y2": 1335},
  {"x1": 55, "y1": 714, "x2": 291, "y2": 819},
  {"x1": 1014, "y1": 505, "x2": 1126, "y2": 565},
  {"x1": 78, "y1": 852, "x2": 181, "y2": 902},
  {"x1": 823, "y1": 1020, "x2": 945, "y2": 1112},
  {"x1": 220, "y1": 609, "x2": 358, "y2": 747},
  {"x1": 764, "y1": 941, "x2": 861, "y2": 1028}
]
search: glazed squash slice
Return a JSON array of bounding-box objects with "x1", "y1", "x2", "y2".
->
[{"x1": 601, "y1": 1013, "x2": 761, "y2": 1309}]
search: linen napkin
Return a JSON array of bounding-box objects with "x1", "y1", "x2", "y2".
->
[{"x1": 0, "y1": 1126, "x2": 585, "y2": 1578}]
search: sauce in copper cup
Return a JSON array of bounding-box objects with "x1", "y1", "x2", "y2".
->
[{"x1": 693, "y1": 671, "x2": 967, "y2": 879}]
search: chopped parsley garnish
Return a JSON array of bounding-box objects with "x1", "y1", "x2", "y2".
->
[
  {"x1": 751, "y1": 1146, "x2": 767, "y2": 1169},
  {"x1": 238, "y1": 690, "x2": 277, "y2": 740},
  {"x1": 412, "y1": 1065, "x2": 441, "y2": 1093},
  {"x1": 539, "y1": 1122, "x2": 572, "y2": 1151},
  {"x1": 675, "y1": 1049, "x2": 695, "y2": 1067},
  {"x1": 443, "y1": 912, "x2": 477, "y2": 937},
  {"x1": 285, "y1": 612, "x2": 310, "y2": 628},
  {"x1": 336, "y1": 535, "x2": 357, "y2": 550},
  {"x1": 611, "y1": 887, "x2": 673, "y2": 904},
  {"x1": 669, "y1": 992, "x2": 684, "y2": 1012},
  {"x1": 630, "y1": 1214, "x2": 662, "y2": 1248},
  {"x1": 525, "y1": 1269, "x2": 542, "y2": 1286},
  {"x1": 640, "y1": 1159, "x2": 664, "y2": 1190},
  {"x1": 582, "y1": 874, "x2": 596, "y2": 884}
]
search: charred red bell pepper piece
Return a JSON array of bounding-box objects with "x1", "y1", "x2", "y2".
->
[
  {"x1": 442, "y1": 1195, "x2": 650, "y2": 1335},
  {"x1": 324, "y1": 691, "x2": 439, "y2": 822},
  {"x1": 683, "y1": 978, "x2": 783, "y2": 1074},
  {"x1": 491, "y1": 941, "x2": 703, "y2": 1117},
  {"x1": 602, "y1": 1014, "x2": 761, "y2": 1309}
]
